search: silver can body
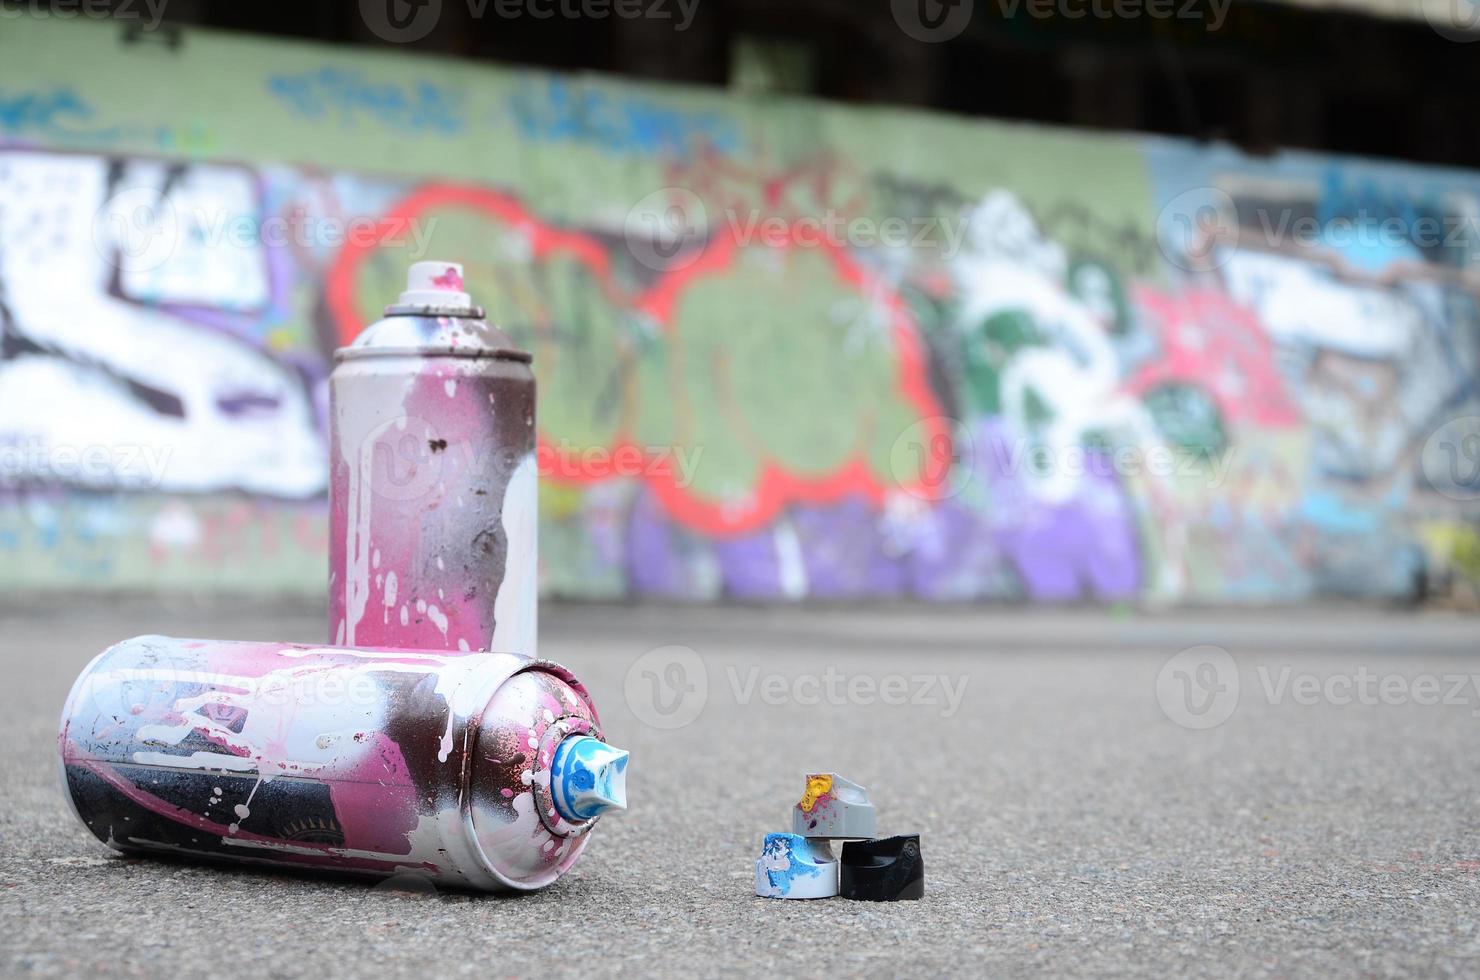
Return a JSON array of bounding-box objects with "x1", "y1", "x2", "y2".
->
[
  {"x1": 329, "y1": 306, "x2": 537, "y2": 654},
  {"x1": 58, "y1": 636, "x2": 607, "y2": 891}
]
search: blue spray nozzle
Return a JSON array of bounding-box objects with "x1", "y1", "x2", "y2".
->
[{"x1": 550, "y1": 735, "x2": 628, "y2": 822}]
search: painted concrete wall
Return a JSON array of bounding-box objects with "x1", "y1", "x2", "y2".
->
[{"x1": 1, "y1": 18, "x2": 1477, "y2": 602}]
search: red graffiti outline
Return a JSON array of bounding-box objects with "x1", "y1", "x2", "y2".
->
[
  {"x1": 635, "y1": 227, "x2": 946, "y2": 533},
  {"x1": 327, "y1": 184, "x2": 947, "y2": 536},
  {"x1": 327, "y1": 184, "x2": 611, "y2": 348}
]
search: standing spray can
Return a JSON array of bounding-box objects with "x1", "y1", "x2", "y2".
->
[
  {"x1": 58, "y1": 636, "x2": 628, "y2": 892},
  {"x1": 330, "y1": 261, "x2": 537, "y2": 654}
]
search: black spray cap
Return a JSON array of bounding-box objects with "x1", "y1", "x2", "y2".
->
[{"x1": 839, "y1": 835, "x2": 924, "y2": 901}]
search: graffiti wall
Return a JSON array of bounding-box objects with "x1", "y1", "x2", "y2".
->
[{"x1": 1, "y1": 17, "x2": 1477, "y2": 602}]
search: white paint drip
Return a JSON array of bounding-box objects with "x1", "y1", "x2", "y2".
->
[
  {"x1": 490, "y1": 454, "x2": 538, "y2": 655},
  {"x1": 426, "y1": 604, "x2": 449, "y2": 637},
  {"x1": 383, "y1": 571, "x2": 398, "y2": 625},
  {"x1": 129, "y1": 751, "x2": 258, "y2": 772}
]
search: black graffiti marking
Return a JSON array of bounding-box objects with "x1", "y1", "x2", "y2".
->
[
  {"x1": 0, "y1": 304, "x2": 186, "y2": 418},
  {"x1": 872, "y1": 172, "x2": 971, "y2": 223}
]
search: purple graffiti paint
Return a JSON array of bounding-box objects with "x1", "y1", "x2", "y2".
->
[
  {"x1": 330, "y1": 261, "x2": 537, "y2": 653},
  {"x1": 58, "y1": 636, "x2": 627, "y2": 892}
]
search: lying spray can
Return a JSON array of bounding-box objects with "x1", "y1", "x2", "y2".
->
[
  {"x1": 58, "y1": 636, "x2": 628, "y2": 892},
  {"x1": 330, "y1": 261, "x2": 537, "y2": 654}
]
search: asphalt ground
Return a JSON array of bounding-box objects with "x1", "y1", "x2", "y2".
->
[{"x1": 2, "y1": 600, "x2": 1478, "y2": 978}]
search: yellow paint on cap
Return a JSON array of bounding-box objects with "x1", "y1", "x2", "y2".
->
[{"x1": 798, "y1": 773, "x2": 833, "y2": 813}]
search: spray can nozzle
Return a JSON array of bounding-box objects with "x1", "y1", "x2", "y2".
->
[
  {"x1": 550, "y1": 735, "x2": 629, "y2": 822},
  {"x1": 397, "y1": 259, "x2": 474, "y2": 311}
]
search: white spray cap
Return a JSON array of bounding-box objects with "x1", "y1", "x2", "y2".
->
[
  {"x1": 793, "y1": 773, "x2": 876, "y2": 839},
  {"x1": 398, "y1": 260, "x2": 474, "y2": 310},
  {"x1": 755, "y1": 833, "x2": 839, "y2": 899},
  {"x1": 341, "y1": 260, "x2": 531, "y2": 358}
]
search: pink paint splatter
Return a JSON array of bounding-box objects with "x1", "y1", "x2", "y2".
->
[{"x1": 431, "y1": 266, "x2": 464, "y2": 292}]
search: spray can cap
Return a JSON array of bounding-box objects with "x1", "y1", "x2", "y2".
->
[
  {"x1": 398, "y1": 261, "x2": 475, "y2": 311},
  {"x1": 793, "y1": 773, "x2": 876, "y2": 839},
  {"x1": 754, "y1": 833, "x2": 839, "y2": 899},
  {"x1": 839, "y1": 835, "x2": 925, "y2": 901},
  {"x1": 550, "y1": 735, "x2": 629, "y2": 822},
  {"x1": 336, "y1": 260, "x2": 531, "y2": 362}
]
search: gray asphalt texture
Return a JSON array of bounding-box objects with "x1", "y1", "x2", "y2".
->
[{"x1": 3, "y1": 600, "x2": 1478, "y2": 978}]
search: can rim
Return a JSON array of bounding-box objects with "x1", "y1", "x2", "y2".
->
[
  {"x1": 383, "y1": 303, "x2": 486, "y2": 318},
  {"x1": 462, "y1": 658, "x2": 601, "y2": 891},
  {"x1": 334, "y1": 346, "x2": 533, "y2": 363}
]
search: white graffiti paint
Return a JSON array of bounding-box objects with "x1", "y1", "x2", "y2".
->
[
  {"x1": 1222, "y1": 250, "x2": 1419, "y2": 358},
  {"x1": 951, "y1": 191, "x2": 1190, "y2": 597},
  {"x1": 0, "y1": 151, "x2": 324, "y2": 497}
]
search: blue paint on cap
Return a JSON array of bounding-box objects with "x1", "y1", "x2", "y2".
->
[
  {"x1": 754, "y1": 833, "x2": 838, "y2": 899},
  {"x1": 550, "y1": 735, "x2": 629, "y2": 822}
]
